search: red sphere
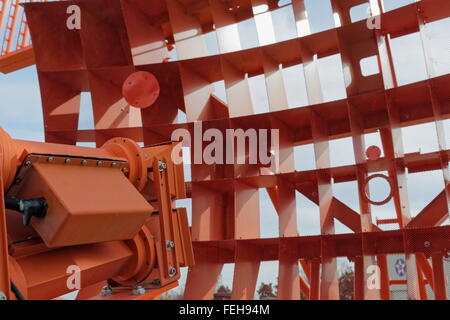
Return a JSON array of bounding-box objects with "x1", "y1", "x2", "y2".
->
[{"x1": 122, "y1": 71, "x2": 160, "y2": 109}]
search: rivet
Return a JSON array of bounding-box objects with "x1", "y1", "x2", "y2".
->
[{"x1": 47, "y1": 157, "x2": 54, "y2": 162}]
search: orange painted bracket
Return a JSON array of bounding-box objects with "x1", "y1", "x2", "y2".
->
[
  {"x1": 0, "y1": 166, "x2": 12, "y2": 299},
  {"x1": 0, "y1": 47, "x2": 34, "y2": 74}
]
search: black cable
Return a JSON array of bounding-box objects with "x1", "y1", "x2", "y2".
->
[
  {"x1": 11, "y1": 281, "x2": 26, "y2": 300},
  {"x1": 4, "y1": 197, "x2": 47, "y2": 226},
  {"x1": 5, "y1": 198, "x2": 21, "y2": 212}
]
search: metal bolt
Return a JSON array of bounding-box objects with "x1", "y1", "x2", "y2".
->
[
  {"x1": 424, "y1": 241, "x2": 431, "y2": 248},
  {"x1": 168, "y1": 266, "x2": 177, "y2": 277},
  {"x1": 111, "y1": 162, "x2": 117, "y2": 167},
  {"x1": 166, "y1": 240, "x2": 175, "y2": 249},
  {"x1": 151, "y1": 279, "x2": 161, "y2": 286},
  {"x1": 132, "y1": 285, "x2": 146, "y2": 296},
  {"x1": 64, "y1": 158, "x2": 71, "y2": 164},
  {"x1": 121, "y1": 167, "x2": 127, "y2": 172},
  {"x1": 96, "y1": 161, "x2": 103, "y2": 166},
  {"x1": 0, "y1": 291, "x2": 6, "y2": 300},
  {"x1": 100, "y1": 285, "x2": 113, "y2": 296},
  {"x1": 47, "y1": 156, "x2": 54, "y2": 162},
  {"x1": 158, "y1": 161, "x2": 167, "y2": 171},
  {"x1": 24, "y1": 160, "x2": 32, "y2": 167},
  {"x1": 81, "y1": 160, "x2": 88, "y2": 165}
]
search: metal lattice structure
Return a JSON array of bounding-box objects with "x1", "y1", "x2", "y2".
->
[
  {"x1": 0, "y1": 0, "x2": 50, "y2": 73},
  {"x1": 5, "y1": 0, "x2": 450, "y2": 299}
]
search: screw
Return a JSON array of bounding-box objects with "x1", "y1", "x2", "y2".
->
[
  {"x1": 100, "y1": 285, "x2": 113, "y2": 296},
  {"x1": 0, "y1": 291, "x2": 6, "y2": 300},
  {"x1": 24, "y1": 160, "x2": 32, "y2": 167},
  {"x1": 111, "y1": 162, "x2": 117, "y2": 167},
  {"x1": 96, "y1": 161, "x2": 103, "y2": 166},
  {"x1": 166, "y1": 240, "x2": 175, "y2": 249},
  {"x1": 158, "y1": 161, "x2": 167, "y2": 171},
  {"x1": 132, "y1": 285, "x2": 146, "y2": 296},
  {"x1": 64, "y1": 158, "x2": 71, "y2": 164},
  {"x1": 81, "y1": 160, "x2": 88, "y2": 165},
  {"x1": 168, "y1": 266, "x2": 177, "y2": 277},
  {"x1": 424, "y1": 241, "x2": 431, "y2": 248},
  {"x1": 47, "y1": 157, "x2": 54, "y2": 162}
]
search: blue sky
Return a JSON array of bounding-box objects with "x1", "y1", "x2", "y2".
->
[{"x1": 1, "y1": 0, "x2": 449, "y2": 298}]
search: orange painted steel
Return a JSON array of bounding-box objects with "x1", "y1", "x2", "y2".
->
[
  {"x1": 0, "y1": 126, "x2": 193, "y2": 299},
  {"x1": 122, "y1": 71, "x2": 161, "y2": 109},
  {"x1": 1, "y1": 0, "x2": 20, "y2": 55},
  {"x1": 0, "y1": 144, "x2": 12, "y2": 299},
  {"x1": 0, "y1": 0, "x2": 449, "y2": 300},
  {"x1": 0, "y1": 0, "x2": 46, "y2": 74}
]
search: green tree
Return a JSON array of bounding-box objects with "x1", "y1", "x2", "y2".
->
[
  {"x1": 339, "y1": 265, "x2": 354, "y2": 300},
  {"x1": 214, "y1": 285, "x2": 231, "y2": 300},
  {"x1": 257, "y1": 282, "x2": 277, "y2": 300}
]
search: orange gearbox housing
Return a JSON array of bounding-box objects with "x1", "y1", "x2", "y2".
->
[
  {"x1": 9, "y1": 158, "x2": 152, "y2": 247},
  {"x1": 3, "y1": 129, "x2": 152, "y2": 247}
]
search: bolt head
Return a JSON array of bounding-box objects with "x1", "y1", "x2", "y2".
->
[
  {"x1": 81, "y1": 160, "x2": 88, "y2": 165},
  {"x1": 47, "y1": 157, "x2": 54, "y2": 162},
  {"x1": 132, "y1": 286, "x2": 146, "y2": 296},
  {"x1": 158, "y1": 161, "x2": 167, "y2": 171},
  {"x1": 96, "y1": 161, "x2": 103, "y2": 166},
  {"x1": 0, "y1": 291, "x2": 6, "y2": 300},
  {"x1": 64, "y1": 158, "x2": 71, "y2": 164},
  {"x1": 166, "y1": 240, "x2": 175, "y2": 249},
  {"x1": 24, "y1": 160, "x2": 32, "y2": 167},
  {"x1": 100, "y1": 285, "x2": 113, "y2": 296},
  {"x1": 168, "y1": 266, "x2": 177, "y2": 277}
]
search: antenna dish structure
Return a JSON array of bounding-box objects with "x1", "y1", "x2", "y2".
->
[{"x1": 0, "y1": 0, "x2": 449, "y2": 300}]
